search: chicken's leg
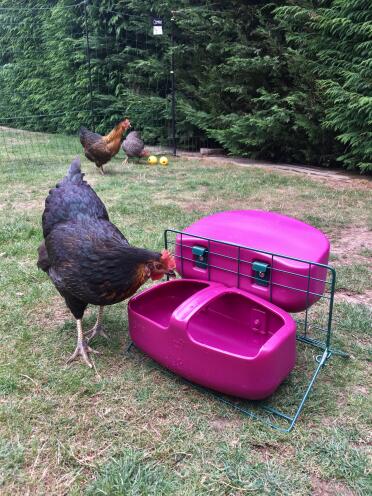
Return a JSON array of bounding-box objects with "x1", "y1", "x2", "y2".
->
[
  {"x1": 122, "y1": 156, "x2": 129, "y2": 166},
  {"x1": 67, "y1": 319, "x2": 99, "y2": 368},
  {"x1": 96, "y1": 164, "x2": 105, "y2": 175},
  {"x1": 85, "y1": 306, "x2": 109, "y2": 342}
]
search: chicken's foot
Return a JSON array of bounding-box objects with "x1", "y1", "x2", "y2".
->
[
  {"x1": 122, "y1": 157, "x2": 129, "y2": 166},
  {"x1": 85, "y1": 306, "x2": 109, "y2": 342},
  {"x1": 67, "y1": 319, "x2": 99, "y2": 368}
]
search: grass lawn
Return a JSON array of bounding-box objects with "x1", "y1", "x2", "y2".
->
[{"x1": 0, "y1": 129, "x2": 371, "y2": 495}]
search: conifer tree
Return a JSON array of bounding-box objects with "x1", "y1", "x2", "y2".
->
[{"x1": 275, "y1": 0, "x2": 372, "y2": 171}]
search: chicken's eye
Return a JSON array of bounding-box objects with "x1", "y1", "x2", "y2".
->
[{"x1": 155, "y1": 263, "x2": 163, "y2": 271}]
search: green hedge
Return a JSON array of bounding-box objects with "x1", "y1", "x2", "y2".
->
[{"x1": 0, "y1": 0, "x2": 370, "y2": 171}]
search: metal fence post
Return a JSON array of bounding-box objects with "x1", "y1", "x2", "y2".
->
[
  {"x1": 170, "y1": 12, "x2": 176, "y2": 156},
  {"x1": 84, "y1": 0, "x2": 95, "y2": 131}
]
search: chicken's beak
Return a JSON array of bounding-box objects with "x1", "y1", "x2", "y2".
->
[{"x1": 166, "y1": 270, "x2": 176, "y2": 279}]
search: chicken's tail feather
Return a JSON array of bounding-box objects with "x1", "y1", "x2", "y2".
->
[
  {"x1": 79, "y1": 126, "x2": 88, "y2": 137},
  {"x1": 67, "y1": 156, "x2": 81, "y2": 177},
  {"x1": 79, "y1": 127, "x2": 88, "y2": 145},
  {"x1": 65, "y1": 157, "x2": 85, "y2": 185}
]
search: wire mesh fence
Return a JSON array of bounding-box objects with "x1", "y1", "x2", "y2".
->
[{"x1": 0, "y1": 1, "x2": 179, "y2": 165}]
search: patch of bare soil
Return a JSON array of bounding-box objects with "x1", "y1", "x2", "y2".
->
[
  {"x1": 331, "y1": 227, "x2": 372, "y2": 304},
  {"x1": 331, "y1": 227, "x2": 372, "y2": 263},
  {"x1": 250, "y1": 442, "x2": 295, "y2": 461},
  {"x1": 12, "y1": 199, "x2": 45, "y2": 211},
  {"x1": 209, "y1": 416, "x2": 242, "y2": 431},
  {"x1": 153, "y1": 187, "x2": 212, "y2": 212},
  {"x1": 181, "y1": 199, "x2": 224, "y2": 213},
  {"x1": 336, "y1": 290, "x2": 372, "y2": 306},
  {"x1": 299, "y1": 173, "x2": 372, "y2": 191},
  {"x1": 311, "y1": 477, "x2": 356, "y2": 496},
  {"x1": 29, "y1": 296, "x2": 71, "y2": 330}
]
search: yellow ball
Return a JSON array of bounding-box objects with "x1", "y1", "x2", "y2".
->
[
  {"x1": 147, "y1": 155, "x2": 157, "y2": 165},
  {"x1": 159, "y1": 156, "x2": 168, "y2": 166}
]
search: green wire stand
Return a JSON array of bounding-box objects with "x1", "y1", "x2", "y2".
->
[{"x1": 127, "y1": 229, "x2": 349, "y2": 432}]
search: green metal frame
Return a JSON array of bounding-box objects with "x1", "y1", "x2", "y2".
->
[{"x1": 128, "y1": 228, "x2": 349, "y2": 432}]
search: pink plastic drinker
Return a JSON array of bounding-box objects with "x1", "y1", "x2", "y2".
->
[{"x1": 128, "y1": 210, "x2": 330, "y2": 400}]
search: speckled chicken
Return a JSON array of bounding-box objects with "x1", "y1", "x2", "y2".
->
[
  {"x1": 37, "y1": 157, "x2": 176, "y2": 367},
  {"x1": 121, "y1": 130, "x2": 149, "y2": 165}
]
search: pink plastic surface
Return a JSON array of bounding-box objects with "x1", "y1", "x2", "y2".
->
[
  {"x1": 128, "y1": 210, "x2": 330, "y2": 399},
  {"x1": 128, "y1": 279, "x2": 296, "y2": 400},
  {"x1": 175, "y1": 210, "x2": 330, "y2": 312}
]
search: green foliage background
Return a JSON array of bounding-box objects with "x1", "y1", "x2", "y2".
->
[{"x1": 0, "y1": 0, "x2": 371, "y2": 171}]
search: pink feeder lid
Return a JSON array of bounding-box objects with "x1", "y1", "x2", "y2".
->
[
  {"x1": 176, "y1": 210, "x2": 330, "y2": 312},
  {"x1": 182, "y1": 210, "x2": 329, "y2": 264}
]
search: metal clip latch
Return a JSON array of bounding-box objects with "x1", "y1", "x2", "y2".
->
[
  {"x1": 192, "y1": 245, "x2": 208, "y2": 269},
  {"x1": 252, "y1": 261, "x2": 270, "y2": 287}
]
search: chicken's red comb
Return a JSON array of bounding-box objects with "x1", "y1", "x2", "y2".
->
[{"x1": 160, "y1": 249, "x2": 176, "y2": 270}]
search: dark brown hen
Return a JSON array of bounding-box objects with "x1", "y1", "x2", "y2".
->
[
  {"x1": 79, "y1": 119, "x2": 131, "y2": 175},
  {"x1": 37, "y1": 158, "x2": 176, "y2": 367}
]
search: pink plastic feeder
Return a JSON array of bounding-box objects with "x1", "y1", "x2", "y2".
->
[{"x1": 128, "y1": 210, "x2": 330, "y2": 400}]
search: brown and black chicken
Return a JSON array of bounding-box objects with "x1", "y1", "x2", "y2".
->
[
  {"x1": 79, "y1": 119, "x2": 131, "y2": 175},
  {"x1": 121, "y1": 130, "x2": 149, "y2": 165},
  {"x1": 37, "y1": 157, "x2": 176, "y2": 367}
]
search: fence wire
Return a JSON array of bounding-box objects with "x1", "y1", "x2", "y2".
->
[{"x1": 0, "y1": 1, "x2": 178, "y2": 165}]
